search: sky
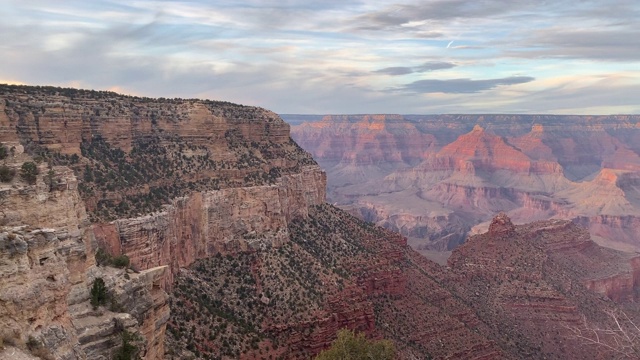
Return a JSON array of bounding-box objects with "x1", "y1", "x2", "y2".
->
[{"x1": 1, "y1": 0, "x2": 640, "y2": 114}]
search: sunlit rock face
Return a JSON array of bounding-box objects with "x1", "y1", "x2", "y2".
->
[{"x1": 291, "y1": 114, "x2": 640, "y2": 252}]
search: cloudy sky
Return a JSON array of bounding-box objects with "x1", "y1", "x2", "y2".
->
[{"x1": 2, "y1": 0, "x2": 640, "y2": 114}]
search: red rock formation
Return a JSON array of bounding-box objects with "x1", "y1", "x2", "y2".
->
[
  {"x1": 292, "y1": 115, "x2": 640, "y2": 252},
  {"x1": 488, "y1": 212, "x2": 515, "y2": 237}
]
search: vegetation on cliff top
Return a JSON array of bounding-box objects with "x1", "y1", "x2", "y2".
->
[{"x1": 0, "y1": 84, "x2": 316, "y2": 221}]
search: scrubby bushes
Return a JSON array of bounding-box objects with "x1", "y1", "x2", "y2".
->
[
  {"x1": 315, "y1": 329, "x2": 395, "y2": 360},
  {"x1": 0, "y1": 143, "x2": 8, "y2": 160},
  {"x1": 20, "y1": 162, "x2": 38, "y2": 184},
  {"x1": 95, "y1": 248, "x2": 130, "y2": 268},
  {"x1": 0, "y1": 165, "x2": 15, "y2": 182},
  {"x1": 113, "y1": 330, "x2": 141, "y2": 360}
]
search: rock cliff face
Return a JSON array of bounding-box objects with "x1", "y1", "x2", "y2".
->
[
  {"x1": 291, "y1": 114, "x2": 640, "y2": 253},
  {"x1": 0, "y1": 85, "x2": 324, "y2": 359},
  {"x1": 0, "y1": 144, "x2": 168, "y2": 360},
  {"x1": 165, "y1": 204, "x2": 508, "y2": 359},
  {"x1": 166, "y1": 206, "x2": 640, "y2": 359},
  {"x1": 0, "y1": 84, "x2": 325, "y2": 284},
  {"x1": 95, "y1": 165, "x2": 325, "y2": 287}
]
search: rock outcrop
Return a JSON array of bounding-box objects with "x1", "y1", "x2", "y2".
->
[
  {"x1": 0, "y1": 144, "x2": 169, "y2": 360},
  {"x1": 445, "y1": 213, "x2": 640, "y2": 359}
]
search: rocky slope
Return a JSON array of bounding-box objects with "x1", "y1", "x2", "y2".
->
[
  {"x1": 290, "y1": 114, "x2": 640, "y2": 253},
  {"x1": 167, "y1": 207, "x2": 640, "y2": 359},
  {"x1": 445, "y1": 213, "x2": 640, "y2": 359}
]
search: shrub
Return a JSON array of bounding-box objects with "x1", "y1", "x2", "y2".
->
[
  {"x1": 315, "y1": 329, "x2": 395, "y2": 360},
  {"x1": 26, "y1": 336, "x2": 40, "y2": 351},
  {"x1": 95, "y1": 248, "x2": 113, "y2": 266},
  {"x1": 113, "y1": 330, "x2": 141, "y2": 360},
  {"x1": 112, "y1": 255, "x2": 130, "y2": 268},
  {"x1": 0, "y1": 144, "x2": 7, "y2": 160},
  {"x1": 20, "y1": 162, "x2": 39, "y2": 184},
  {"x1": 44, "y1": 168, "x2": 56, "y2": 191},
  {"x1": 95, "y1": 248, "x2": 131, "y2": 269},
  {"x1": 90, "y1": 277, "x2": 108, "y2": 309},
  {"x1": 0, "y1": 165, "x2": 15, "y2": 182}
]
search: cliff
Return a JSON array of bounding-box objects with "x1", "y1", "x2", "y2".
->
[
  {"x1": 165, "y1": 204, "x2": 508, "y2": 359},
  {"x1": 94, "y1": 165, "x2": 325, "y2": 288},
  {"x1": 166, "y1": 206, "x2": 640, "y2": 359},
  {"x1": 4, "y1": 86, "x2": 640, "y2": 360},
  {"x1": 0, "y1": 144, "x2": 168, "y2": 360},
  {"x1": 0, "y1": 84, "x2": 325, "y2": 284},
  {"x1": 0, "y1": 84, "x2": 325, "y2": 359}
]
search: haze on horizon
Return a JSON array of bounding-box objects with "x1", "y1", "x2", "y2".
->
[{"x1": 1, "y1": 0, "x2": 639, "y2": 115}]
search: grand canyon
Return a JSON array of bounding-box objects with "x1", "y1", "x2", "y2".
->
[
  {"x1": 1, "y1": 85, "x2": 639, "y2": 360},
  {"x1": 289, "y1": 114, "x2": 640, "y2": 259}
]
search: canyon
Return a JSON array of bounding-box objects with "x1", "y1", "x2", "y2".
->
[
  {"x1": 289, "y1": 114, "x2": 640, "y2": 254},
  {"x1": 0, "y1": 86, "x2": 639, "y2": 359}
]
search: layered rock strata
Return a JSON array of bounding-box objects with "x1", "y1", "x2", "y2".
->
[
  {"x1": 0, "y1": 85, "x2": 325, "y2": 359},
  {"x1": 291, "y1": 114, "x2": 640, "y2": 252},
  {"x1": 94, "y1": 165, "x2": 325, "y2": 287}
]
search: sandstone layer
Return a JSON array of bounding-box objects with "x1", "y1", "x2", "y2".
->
[{"x1": 94, "y1": 165, "x2": 325, "y2": 287}]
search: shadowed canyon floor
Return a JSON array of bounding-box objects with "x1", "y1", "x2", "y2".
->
[{"x1": 288, "y1": 114, "x2": 640, "y2": 254}]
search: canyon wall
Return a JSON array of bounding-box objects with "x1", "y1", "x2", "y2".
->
[
  {"x1": 0, "y1": 85, "x2": 325, "y2": 359},
  {"x1": 4, "y1": 86, "x2": 640, "y2": 359}
]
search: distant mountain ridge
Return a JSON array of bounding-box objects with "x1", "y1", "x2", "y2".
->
[{"x1": 290, "y1": 114, "x2": 640, "y2": 253}]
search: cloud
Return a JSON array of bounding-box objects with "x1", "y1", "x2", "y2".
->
[
  {"x1": 352, "y1": 0, "x2": 534, "y2": 31},
  {"x1": 507, "y1": 28, "x2": 640, "y2": 62},
  {"x1": 375, "y1": 67, "x2": 414, "y2": 76},
  {"x1": 375, "y1": 61, "x2": 456, "y2": 76},
  {"x1": 0, "y1": 0, "x2": 639, "y2": 115},
  {"x1": 415, "y1": 61, "x2": 457, "y2": 72},
  {"x1": 399, "y1": 76, "x2": 535, "y2": 94}
]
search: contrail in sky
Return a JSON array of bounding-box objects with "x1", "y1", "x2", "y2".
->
[{"x1": 447, "y1": 40, "x2": 454, "y2": 48}]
